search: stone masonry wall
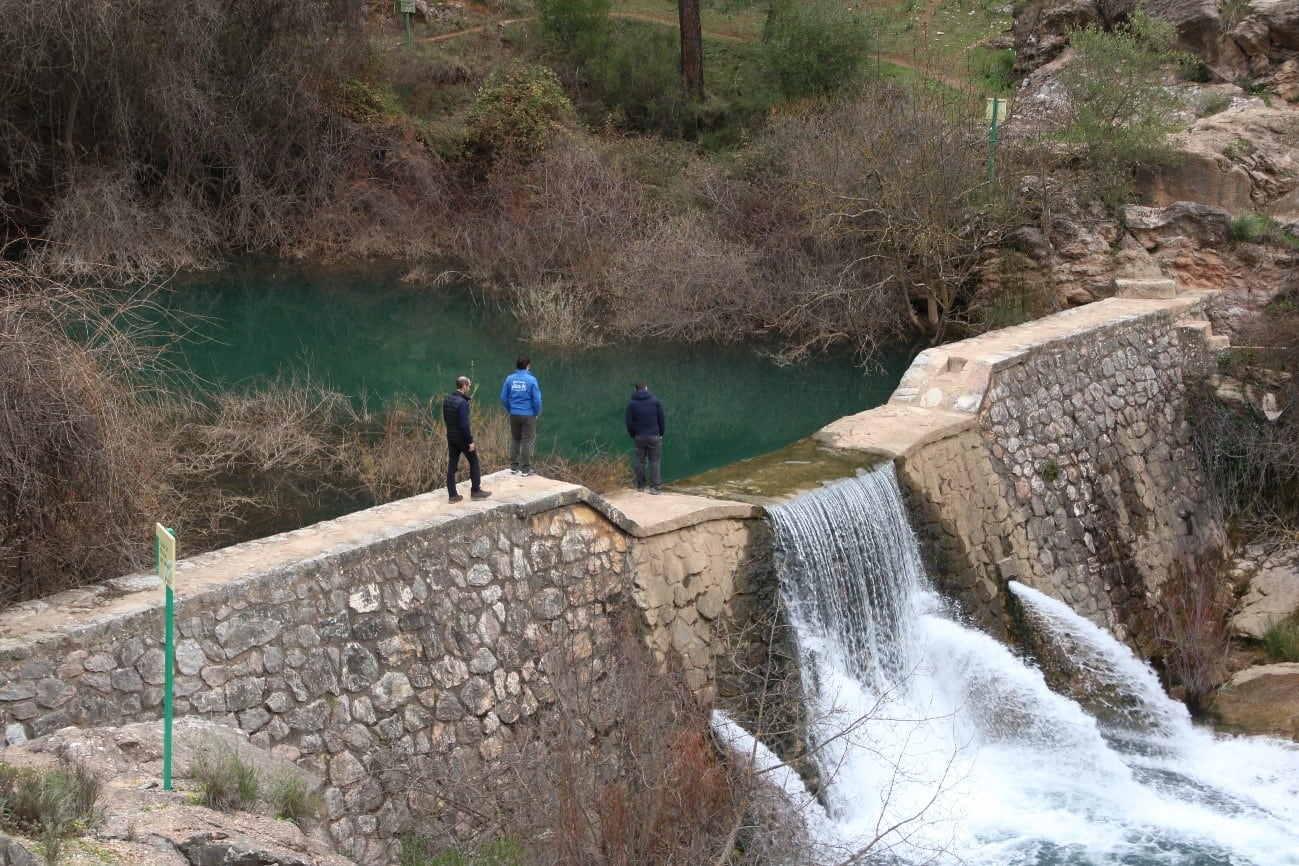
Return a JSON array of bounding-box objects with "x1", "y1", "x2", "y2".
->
[
  {"x1": 0, "y1": 482, "x2": 762, "y2": 862},
  {"x1": 819, "y1": 291, "x2": 1228, "y2": 651}
]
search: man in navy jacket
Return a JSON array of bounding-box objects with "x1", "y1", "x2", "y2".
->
[
  {"x1": 625, "y1": 381, "x2": 666, "y2": 494},
  {"x1": 500, "y1": 356, "x2": 542, "y2": 476},
  {"x1": 443, "y1": 376, "x2": 491, "y2": 503}
]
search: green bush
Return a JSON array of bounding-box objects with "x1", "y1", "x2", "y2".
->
[
  {"x1": 1056, "y1": 11, "x2": 1191, "y2": 211},
  {"x1": 761, "y1": 0, "x2": 875, "y2": 100},
  {"x1": 1261, "y1": 613, "x2": 1299, "y2": 662},
  {"x1": 400, "y1": 834, "x2": 525, "y2": 866},
  {"x1": 587, "y1": 24, "x2": 690, "y2": 135},
  {"x1": 1228, "y1": 212, "x2": 1299, "y2": 249},
  {"x1": 0, "y1": 760, "x2": 102, "y2": 840},
  {"x1": 465, "y1": 63, "x2": 575, "y2": 163},
  {"x1": 190, "y1": 743, "x2": 260, "y2": 812},
  {"x1": 1223, "y1": 137, "x2": 1257, "y2": 161},
  {"x1": 265, "y1": 772, "x2": 323, "y2": 826},
  {"x1": 969, "y1": 47, "x2": 1016, "y2": 93},
  {"x1": 535, "y1": 0, "x2": 611, "y2": 67}
]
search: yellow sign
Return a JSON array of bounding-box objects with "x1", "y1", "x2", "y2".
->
[
  {"x1": 985, "y1": 96, "x2": 1010, "y2": 124},
  {"x1": 156, "y1": 523, "x2": 176, "y2": 588}
]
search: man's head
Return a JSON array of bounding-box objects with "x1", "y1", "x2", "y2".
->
[
  {"x1": 634, "y1": 381, "x2": 648, "y2": 391},
  {"x1": 516, "y1": 356, "x2": 531, "y2": 370},
  {"x1": 456, "y1": 376, "x2": 471, "y2": 393}
]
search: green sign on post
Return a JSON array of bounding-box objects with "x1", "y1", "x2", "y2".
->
[
  {"x1": 397, "y1": 0, "x2": 414, "y2": 46},
  {"x1": 155, "y1": 523, "x2": 176, "y2": 790}
]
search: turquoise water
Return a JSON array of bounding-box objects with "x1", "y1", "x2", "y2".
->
[{"x1": 164, "y1": 264, "x2": 910, "y2": 481}]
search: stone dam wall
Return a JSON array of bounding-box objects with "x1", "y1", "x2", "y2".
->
[
  {"x1": 818, "y1": 286, "x2": 1227, "y2": 650},
  {"x1": 0, "y1": 285, "x2": 1227, "y2": 858}
]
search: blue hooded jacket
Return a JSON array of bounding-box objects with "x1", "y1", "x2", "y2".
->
[{"x1": 500, "y1": 368, "x2": 542, "y2": 417}]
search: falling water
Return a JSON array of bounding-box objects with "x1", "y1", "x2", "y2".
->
[{"x1": 721, "y1": 463, "x2": 1299, "y2": 866}]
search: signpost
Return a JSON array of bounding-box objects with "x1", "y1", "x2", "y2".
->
[
  {"x1": 985, "y1": 96, "x2": 1010, "y2": 181},
  {"x1": 155, "y1": 523, "x2": 176, "y2": 790},
  {"x1": 397, "y1": 0, "x2": 415, "y2": 46}
]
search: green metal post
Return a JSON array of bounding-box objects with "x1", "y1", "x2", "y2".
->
[
  {"x1": 988, "y1": 96, "x2": 1001, "y2": 182},
  {"x1": 156, "y1": 525, "x2": 176, "y2": 790},
  {"x1": 163, "y1": 580, "x2": 174, "y2": 789}
]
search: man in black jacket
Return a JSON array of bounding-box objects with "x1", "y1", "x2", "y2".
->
[
  {"x1": 443, "y1": 376, "x2": 491, "y2": 504},
  {"x1": 625, "y1": 381, "x2": 666, "y2": 494}
]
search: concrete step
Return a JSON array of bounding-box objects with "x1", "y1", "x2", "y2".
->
[{"x1": 1114, "y1": 278, "x2": 1179, "y2": 299}]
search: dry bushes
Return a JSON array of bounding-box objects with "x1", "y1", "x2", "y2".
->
[
  {"x1": 455, "y1": 139, "x2": 649, "y2": 345},
  {"x1": 1154, "y1": 554, "x2": 1232, "y2": 716},
  {"x1": 0, "y1": 266, "x2": 171, "y2": 605},
  {"x1": 601, "y1": 213, "x2": 763, "y2": 345},
  {"x1": 1, "y1": 0, "x2": 370, "y2": 273},
  {"x1": 1191, "y1": 286, "x2": 1299, "y2": 538},
  {"x1": 740, "y1": 87, "x2": 1021, "y2": 347},
  {"x1": 169, "y1": 384, "x2": 514, "y2": 551}
]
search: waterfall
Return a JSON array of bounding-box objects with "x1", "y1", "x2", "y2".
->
[{"x1": 724, "y1": 462, "x2": 1299, "y2": 866}]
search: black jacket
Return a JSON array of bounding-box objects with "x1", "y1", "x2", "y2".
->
[
  {"x1": 625, "y1": 389, "x2": 665, "y2": 438},
  {"x1": 443, "y1": 390, "x2": 473, "y2": 446}
]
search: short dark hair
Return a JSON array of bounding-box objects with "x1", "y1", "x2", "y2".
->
[
  {"x1": 634, "y1": 381, "x2": 648, "y2": 390},
  {"x1": 516, "y1": 356, "x2": 530, "y2": 370}
]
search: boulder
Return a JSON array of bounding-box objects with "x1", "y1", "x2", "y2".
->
[
  {"x1": 1209, "y1": 662, "x2": 1299, "y2": 738},
  {"x1": 1123, "y1": 201, "x2": 1233, "y2": 249},
  {"x1": 1230, "y1": 550, "x2": 1299, "y2": 639}
]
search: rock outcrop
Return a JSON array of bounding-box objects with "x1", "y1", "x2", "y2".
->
[
  {"x1": 0, "y1": 719, "x2": 349, "y2": 866},
  {"x1": 1013, "y1": 0, "x2": 1299, "y2": 88}
]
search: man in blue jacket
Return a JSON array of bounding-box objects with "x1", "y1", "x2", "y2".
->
[
  {"x1": 500, "y1": 356, "x2": 542, "y2": 476},
  {"x1": 625, "y1": 381, "x2": 665, "y2": 494},
  {"x1": 443, "y1": 376, "x2": 491, "y2": 503}
]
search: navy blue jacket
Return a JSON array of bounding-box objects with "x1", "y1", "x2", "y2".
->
[
  {"x1": 443, "y1": 390, "x2": 473, "y2": 446},
  {"x1": 626, "y1": 389, "x2": 665, "y2": 438}
]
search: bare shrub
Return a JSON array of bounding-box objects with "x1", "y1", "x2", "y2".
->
[
  {"x1": 601, "y1": 213, "x2": 763, "y2": 344},
  {"x1": 37, "y1": 167, "x2": 222, "y2": 278},
  {"x1": 509, "y1": 279, "x2": 603, "y2": 348},
  {"x1": 744, "y1": 85, "x2": 1022, "y2": 346},
  {"x1": 1155, "y1": 554, "x2": 1231, "y2": 716},
  {"x1": 1190, "y1": 287, "x2": 1299, "y2": 538},
  {"x1": 1, "y1": 0, "x2": 368, "y2": 271},
  {"x1": 0, "y1": 265, "x2": 172, "y2": 606},
  {"x1": 455, "y1": 138, "x2": 648, "y2": 344}
]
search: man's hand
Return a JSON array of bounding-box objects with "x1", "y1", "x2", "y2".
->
[{"x1": 468, "y1": 443, "x2": 476, "y2": 452}]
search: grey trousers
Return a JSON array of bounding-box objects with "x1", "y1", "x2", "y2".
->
[
  {"x1": 634, "y1": 435, "x2": 663, "y2": 489},
  {"x1": 509, "y1": 415, "x2": 537, "y2": 472}
]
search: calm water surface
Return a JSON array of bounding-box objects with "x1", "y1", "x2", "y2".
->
[{"x1": 167, "y1": 264, "x2": 910, "y2": 481}]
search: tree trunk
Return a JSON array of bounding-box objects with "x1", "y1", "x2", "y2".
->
[{"x1": 678, "y1": 0, "x2": 704, "y2": 99}]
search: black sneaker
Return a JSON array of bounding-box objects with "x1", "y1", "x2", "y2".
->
[
  {"x1": 471, "y1": 489, "x2": 492, "y2": 500},
  {"x1": 521, "y1": 468, "x2": 536, "y2": 477},
  {"x1": 448, "y1": 493, "x2": 464, "y2": 503},
  {"x1": 650, "y1": 487, "x2": 662, "y2": 495}
]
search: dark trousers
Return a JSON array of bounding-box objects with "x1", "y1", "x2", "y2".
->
[
  {"x1": 447, "y1": 441, "x2": 482, "y2": 495},
  {"x1": 509, "y1": 415, "x2": 537, "y2": 472},
  {"x1": 634, "y1": 435, "x2": 663, "y2": 489}
]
